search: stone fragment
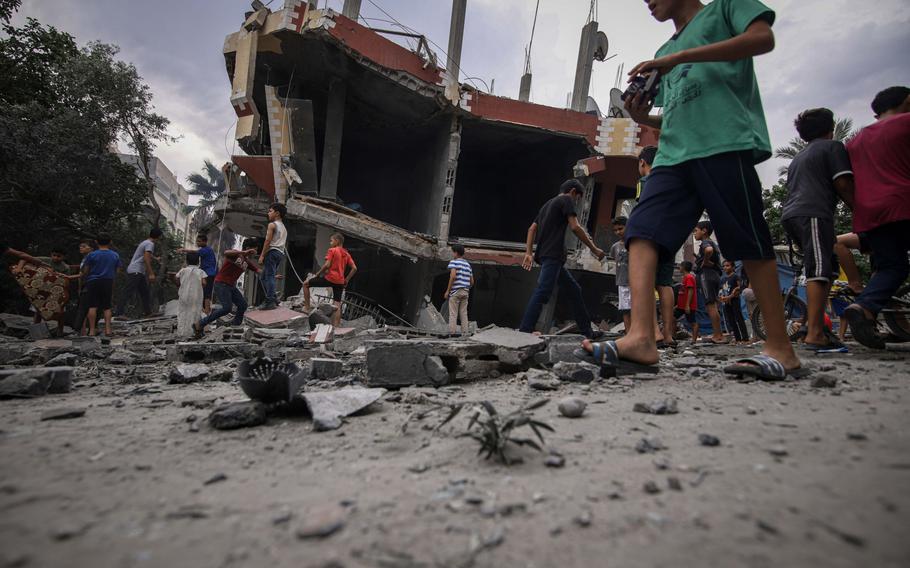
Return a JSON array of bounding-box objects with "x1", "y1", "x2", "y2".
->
[
  {"x1": 167, "y1": 342, "x2": 258, "y2": 364},
  {"x1": 40, "y1": 407, "x2": 86, "y2": 421},
  {"x1": 0, "y1": 367, "x2": 73, "y2": 398},
  {"x1": 643, "y1": 481, "x2": 662, "y2": 494},
  {"x1": 300, "y1": 388, "x2": 386, "y2": 431},
  {"x1": 633, "y1": 398, "x2": 679, "y2": 415},
  {"x1": 45, "y1": 353, "x2": 78, "y2": 367},
  {"x1": 365, "y1": 342, "x2": 452, "y2": 387},
  {"x1": 767, "y1": 445, "x2": 789, "y2": 457},
  {"x1": 698, "y1": 434, "x2": 720, "y2": 447},
  {"x1": 311, "y1": 358, "x2": 344, "y2": 380},
  {"x1": 204, "y1": 473, "x2": 227, "y2": 485},
  {"x1": 469, "y1": 326, "x2": 546, "y2": 366},
  {"x1": 636, "y1": 437, "x2": 665, "y2": 454},
  {"x1": 208, "y1": 401, "x2": 268, "y2": 430},
  {"x1": 522, "y1": 368, "x2": 560, "y2": 391},
  {"x1": 553, "y1": 361, "x2": 598, "y2": 384},
  {"x1": 557, "y1": 397, "x2": 587, "y2": 418},
  {"x1": 168, "y1": 363, "x2": 211, "y2": 384},
  {"x1": 545, "y1": 451, "x2": 565, "y2": 468},
  {"x1": 295, "y1": 505, "x2": 346, "y2": 539},
  {"x1": 667, "y1": 477, "x2": 683, "y2": 491},
  {"x1": 573, "y1": 510, "x2": 592, "y2": 527},
  {"x1": 810, "y1": 374, "x2": 837, "y2": 388},
  {"x1": 107, "y1": 349, "x2": 138, "y2": 365},
  {"x1": 846, "y1": 432, "x2": 868, "y2": 441}
]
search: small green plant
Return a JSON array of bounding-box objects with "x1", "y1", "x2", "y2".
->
[{"x1": 405, "y1": 399, "x2": 554, "y2": 465}]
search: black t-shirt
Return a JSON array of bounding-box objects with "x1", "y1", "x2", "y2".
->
[
  {"x1": 534, "y1": 194, "x2": 577, "y2": 263},
  {"x1": 781, "y1": 139, "x2": 853, "y2": 222},
  {"x1": 695, "y1": 238, "x2": 721, "y2": 275}
]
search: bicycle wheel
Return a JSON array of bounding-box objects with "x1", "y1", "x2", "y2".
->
[
  {"x1": 751, "y1": 294, "x2": 807, "y2": 341},
  {"x1": 883, "y1": 283, "x2": 910, "y2": 341}
]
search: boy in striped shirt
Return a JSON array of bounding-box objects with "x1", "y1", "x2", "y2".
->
[{"x1": 444, "y1": 244, "x2": 474, "y2": 335}]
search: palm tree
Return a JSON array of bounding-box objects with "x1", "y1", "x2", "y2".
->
[
  {"x1": 774, "y1": 117, "x2": 855, "y2": 175},
  {"x1": 185, "y1": 159, "x2": 235, "y2": 255}
]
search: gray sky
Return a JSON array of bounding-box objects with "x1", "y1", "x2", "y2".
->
[{"x1": 13, "y1": 0, "x2": 910, "y2": 191}]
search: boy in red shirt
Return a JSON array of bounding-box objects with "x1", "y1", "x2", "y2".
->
[
  {"x1": 193, "y1": 242, "x2": 259, "y2": 337},
  {"x1": 674, "y1": 260, "x2": 698, "y2": 341},
  {"x1": 303, "y1": 233, "x2": 357, "y2": 326},
  {"x1": 843, "y1": 85, "x2": 910, "y2": 348}
]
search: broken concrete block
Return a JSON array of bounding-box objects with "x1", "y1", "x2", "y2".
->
[
  {"x1": 416, "y1": 296, "x2": 448, "y2": 332},
  {"x1": 208, "y1": 401, "x2": 268, "y2": 430},
  {"x1": 300, "y1": 387, "x2": 386, "y2": 431},
  {"x1": 343, "y1": 315, "x2": 377, "y2": 332},
  {"x1": 70, "y1": 336, "x2": 101, "y2": 354},
  {"x1": 0, "y1": 313, "x2": 35, "y2": 339},
  {"x1": 520, "y1": 368, "x2": 561, "y2": 391},
  {"x1": 167, "y1": 342, "x2": 258, "y2": 363},
  {"x1": 469, "y1": 326, "x2": 545, "y2": 366},
  {"x1": 541, "y1": 334, "x2": 586, "y2": 364},
  {"x1": 364, "y1": 342, "x2": 454, "y2": 388},
  {"x1": 245, "y1": 306, "x2": 308, "y2": 328},
  {"x1": 553, "y1": 361, "x2": 598, "y2": 384},
  {"x1": 311, "y1": 358, "x2": 344, "y2": 380},
  {"x1": 107, "y1": 349, "x2": 138, "y2": 365},
  {"x1": 308, "y1": 304, "x2": 335, "y2": 329},
  {"x1": 312, "y1": 324, "x2": 334, "y2": 344},
  {"x1": 168, "y1": 363, "x2": 211, "y2": 384},
  {"x1": 45, "y1": 353, "x2": 78, "y2": 367},
  {"x1": 0, "y1": 367, "x2": 73, "y2": 398},
  {"x1": 27, "y1": 322, "x2": 50, "y2": 340}
]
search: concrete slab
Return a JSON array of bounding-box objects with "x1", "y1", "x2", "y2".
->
[
  {"x1": 244, "y1": 306, "x2": 308, "y2": 328},
  {"x1": 167, "y1": 342, "x2": 260, "y2": 363},
  {"x1": 300, "y1": 387, "x2": 386, "y2": 430}
]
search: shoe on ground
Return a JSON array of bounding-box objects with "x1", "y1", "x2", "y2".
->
[{"x1": 261, "y1": 302, "x2": 278, "y2": 311}]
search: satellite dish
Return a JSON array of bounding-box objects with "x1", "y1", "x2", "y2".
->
[
  {"x1": 585, "y1": 96, "x2": 602, "y2": 117},
  {"x1": 593, "y1": 31, "x2": 609, "y2": 61},
  {"x1": 608, "y1": 88, "x2": 630, "y2": 118}
]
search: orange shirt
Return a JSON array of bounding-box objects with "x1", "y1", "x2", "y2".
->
[{"x1": 324, "y1": 247, "x2": 354, "y2": 285}]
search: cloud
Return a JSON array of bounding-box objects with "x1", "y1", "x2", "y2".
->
[{"x1": 11, "y1": 0, "x2": 910, "y2": 194}]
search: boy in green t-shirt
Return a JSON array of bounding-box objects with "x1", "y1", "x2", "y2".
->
[{"x1": 584, "y1": 0, "x2": 803, "y2": 380}]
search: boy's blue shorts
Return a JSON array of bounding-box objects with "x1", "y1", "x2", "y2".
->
[{"x1": 625, "y1": 150, "x2": 775, "y2": 264}]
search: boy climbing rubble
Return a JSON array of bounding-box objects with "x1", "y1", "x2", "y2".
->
[{"x1": 303, "y1": 232, "x2": 357, "y2": 328}]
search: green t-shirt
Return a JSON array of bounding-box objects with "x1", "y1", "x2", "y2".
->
[{"x1": 652, "y1": 0, "x2": 775, "y2": 168}]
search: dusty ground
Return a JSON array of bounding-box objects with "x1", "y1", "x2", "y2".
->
[{"x1": 1, "y1": 332, "x2": 909, "y2": 568}]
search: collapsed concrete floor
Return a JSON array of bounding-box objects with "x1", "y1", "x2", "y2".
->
[{"x1": 1, "y1": 309, "x2": 909, "y2": 568}]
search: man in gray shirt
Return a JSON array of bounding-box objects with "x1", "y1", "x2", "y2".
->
[
  {"x1": 116, "y1": 228, "x2": 162, "y2": 318},
  {"x1": 781, "y1": 107, "x2": 854, "y2": 349}
]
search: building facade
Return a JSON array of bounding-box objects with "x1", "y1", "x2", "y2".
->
[{"x1": 118, "y1": 154, "x2": 193, "y2": 246}]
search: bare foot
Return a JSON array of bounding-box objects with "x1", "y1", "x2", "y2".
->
[{"x1": 761, "y1": 344, "x2": 801, "y2": 373}]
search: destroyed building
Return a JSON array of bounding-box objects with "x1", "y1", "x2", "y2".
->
[{"x1": 218, "y1": 0, "x2": 659, "y2": 328}]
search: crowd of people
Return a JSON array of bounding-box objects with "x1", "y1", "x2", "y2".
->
[
  {"x1": 2, "y1": 1, "x2": 906, "y2": 379},
  {"x1": 518, "y1": 0, "x2": 908, "y2": 380}
]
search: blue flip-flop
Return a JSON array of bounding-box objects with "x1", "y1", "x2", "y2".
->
[
  {"x1": 589, "y1": 340, "x2": 660, "y2": 377},
  {"x1": 724, "y1": 354, "x2": 810, "y2": 381}
]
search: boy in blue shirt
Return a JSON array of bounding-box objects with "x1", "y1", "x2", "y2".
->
[
  {"x1": 585, "y1": 0, "x2": 803, "y2": 380},
  {"x1": 82, "y1": 233, "x2": 122, "y2": 337},
  {"x1": 180, "y1": 234, "x2": 218, "y2": 315}
]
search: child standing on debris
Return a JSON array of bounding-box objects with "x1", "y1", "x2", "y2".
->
[
  {"x1": 444, "y1": 244, "x2": 474, "y2": 335},
  {"x1": 675, "y1": 260, "x2": 698, "y2": 340},
  {"x1": 719, "y1": 259, "x2": 749, "y2": 343},
  {"x1": 258, "y1": 203, "x2": 288, "y2": 311},
  {"x1": 303, "y1": 232, "x2": 357, "y2": 327},
  {"x1": 194, "y1": 242, "x2": 260, "y2": 337},
  {"x1": 175, "y1": 252, "x2": 207, "y2": 338},
  {"x1": 82, "y1": 234, "x2": 122, "y2": 337},
  {"x1": 610, "y1": 217, "x2": 631, "y2": 333}
]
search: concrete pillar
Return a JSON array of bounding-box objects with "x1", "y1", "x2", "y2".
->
[
  {"x1": 320, "y1": 78, "x2": 345, "y2": 201},
  {"x1": 570, "y1": 21, "x2": 598, "y2": 112},
  {"x1": 519, "y1": 72, "x2": 532, "y2": 102},
  {"x1": 342, "y1": 0, "x2": 361, "y2": 19},
  {"x1": 446, "y1": 0, "x2": 467, "y2": 84},
  {"x1": 313, "y1": 226, "x2": 332, "y2": 278}
]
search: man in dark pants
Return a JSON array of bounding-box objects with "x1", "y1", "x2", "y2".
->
[
  {"x1": 117, "y1": 228, "x2": 161, "y2": 318},
  {"x1": 519, "y1": 179, "x2": 606, "y2": 338},
  {"x1": 843, "y1": 86, "x2": 910, "y2": 349}
]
